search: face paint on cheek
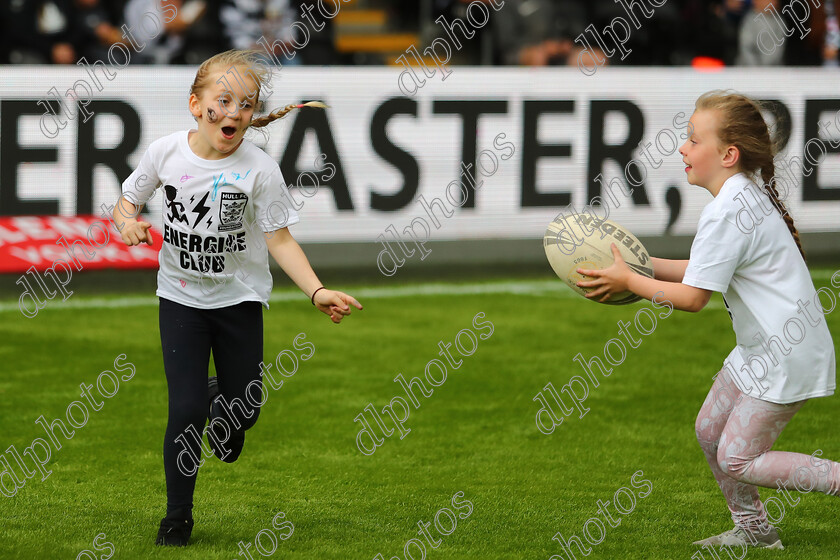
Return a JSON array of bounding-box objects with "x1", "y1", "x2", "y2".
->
[{"x1": 206, "y1": 107, "x2": 218, "y2": 123}]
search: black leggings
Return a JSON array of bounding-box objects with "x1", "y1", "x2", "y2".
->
[{"x1": 159, "y1": 297, "x2": 263, "y2": 514}]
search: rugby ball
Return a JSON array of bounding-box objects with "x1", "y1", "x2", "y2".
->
[{"x1": 543, "y1": 212, "x2": 654, "y2": 305}]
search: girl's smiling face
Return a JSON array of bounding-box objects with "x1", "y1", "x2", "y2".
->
[
  {"x1": 678, "y1": 109, "x2": 741, "y2": 196},
  {"x1": 188, "y1": 66, "x2": 259, "y2": 160}
]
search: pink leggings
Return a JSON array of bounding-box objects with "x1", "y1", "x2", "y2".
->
[{"x1": 695, "y1": 369, "x2": 840, "y2": 531}]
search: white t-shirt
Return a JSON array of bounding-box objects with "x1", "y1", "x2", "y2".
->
[
  {"x1": 683, "y1": 172, "x2": 835, "y2": 404},
  {"x1": 122, "y1": 130, "x2": 299, "y2": 309}
]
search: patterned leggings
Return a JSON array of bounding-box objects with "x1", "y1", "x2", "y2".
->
[{"x1": 695, "y1": 369, "x2": 840, "y2": 531}]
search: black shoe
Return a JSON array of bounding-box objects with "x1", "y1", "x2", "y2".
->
[
  {"x1": 207, "y1": 377, "x2": 245, "y2": 463},
  {"x1": 155, "y1": 510, "x2": 194, "y2": 546}
]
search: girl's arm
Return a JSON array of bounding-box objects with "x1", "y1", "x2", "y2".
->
[
  {"x1": 113, "y1": 196, "x2": 154, "y2": 246},
  {"x1": 650, "y1": 257, "x2": 690, "y2": 282},
  {"x1": 578, "y1": 245, "x2": 711, "y2": 312},
  {"x1": 264, "y1": 228, "x2": 362, "y2": 323}
]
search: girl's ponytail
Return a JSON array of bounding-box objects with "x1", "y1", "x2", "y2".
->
[
  {"x1": 759, "y1": 158, "x2": 805, "y2": 261},
  {"x1": 249, "y1": 101, "x2": 328, "y2": 129}
]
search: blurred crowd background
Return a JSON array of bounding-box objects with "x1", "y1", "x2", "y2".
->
[{"x1": 1, "y1": 0, "x2": 838, "y2": 68}]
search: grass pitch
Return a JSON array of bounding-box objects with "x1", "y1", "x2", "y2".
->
[{"x1": 1, "y1": 270, "x2": 839, "y2": 560}]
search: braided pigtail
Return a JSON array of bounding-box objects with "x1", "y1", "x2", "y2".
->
[
  {"x1": 249, "y1": 101, "x2": 328, "y2": 129},
  {"x1": 760, "y1": 159, "x2": 806, "y2": 261}
]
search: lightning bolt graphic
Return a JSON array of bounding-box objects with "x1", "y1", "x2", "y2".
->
[
  {"x1": 190, "y1": 194, "x2": 196, "y2": 204},
  {"x1": 206, "y1": 217, "x2": 213, "y2": 228},
  {"x1": 191, "y1": 191, "x2": 211, "y2": 228}
]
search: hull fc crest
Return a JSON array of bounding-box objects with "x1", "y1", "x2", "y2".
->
[{"x1": 219, "y1": 192, "x2": 248, "y2": 232}]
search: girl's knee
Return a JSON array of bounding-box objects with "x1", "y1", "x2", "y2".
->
[
  {"x1": 695, "y1": 414, "x2": 718, "y2": 448},
  {"x1": 212, "y1": 394, "x2": 261, "y2": 431},
  {"x1": 717, "y1": 447, "x2": 750, "y2": 479}
]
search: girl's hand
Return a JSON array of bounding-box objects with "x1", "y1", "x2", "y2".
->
[
  {"x1": 575, "y1": 244, "x2": 633, "y2": 303},
  {"x1": 313, "y1": 289, "x2": 363, "y2": 324},
  {"x1": 120, "y1": 221, "x2": 154, "y2": 246}
]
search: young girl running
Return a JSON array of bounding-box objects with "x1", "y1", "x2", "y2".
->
[
  {"x1": 577, "y1": 91, "x2": 838, "y2": 550},
  {"x1": 113, "y1": 49, "x2": 362, "y2": 547}
]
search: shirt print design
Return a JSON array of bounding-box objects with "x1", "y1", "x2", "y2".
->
[{"x1": 161, "y1": 173, "x2": 250, "y2": 275}]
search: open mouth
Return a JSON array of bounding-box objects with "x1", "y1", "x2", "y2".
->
[{"x1": 221, "y1": 126, "x2": 236, "y2": 139}]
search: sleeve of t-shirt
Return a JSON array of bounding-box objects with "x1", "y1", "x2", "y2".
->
[
  {"x1": 683, "y1": 211, "x2": 750, "y2": 293},
  {"x1": 121, "y1": 142, "x2": 161, "y2": 206},
  {"x1": 253, "y1": 167, "x2": 301, "y2": 232}
]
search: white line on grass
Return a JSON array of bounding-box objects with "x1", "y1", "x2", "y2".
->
[
  {"x1": 7, "y1": 266, "x2": 839, "y2": 314},
  {"x1": 0, "y1": 278, "x2": 734, "y2": 313},
  {"x1": 0, "y1": 281, "x2": 566, "y2": 313}
]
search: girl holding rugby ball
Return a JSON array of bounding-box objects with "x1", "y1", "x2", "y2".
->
[{"x1": 577, "y1": 91, "x2": 838, "y2": 550}]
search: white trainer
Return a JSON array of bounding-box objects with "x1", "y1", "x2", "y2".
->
[{"x1": 692, "y1": 526, "x2": 784, "y2": 550}]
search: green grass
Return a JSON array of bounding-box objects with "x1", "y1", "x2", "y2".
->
[{"x1": 1, "y1": 270, "x2": 839, "y2": 559}]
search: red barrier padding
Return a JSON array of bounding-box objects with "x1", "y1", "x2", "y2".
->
[{"x1": 0, "y1": 216, "x2": 160, "y2": 274}]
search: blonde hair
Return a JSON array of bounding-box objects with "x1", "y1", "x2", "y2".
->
[
  {"x1": 189, "y1": 49, "x2": 327, "y2": 130},
  {"x1": 695, "y1": 90, "x2": 805, "y2": 261}
]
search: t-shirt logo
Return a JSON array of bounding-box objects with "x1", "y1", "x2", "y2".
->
[
  {"x1": 219, "y1": 192, "x2": 248, "y2": 232},
  {"x1": 164, "y1": 184, "x2": 188, "y2": 225}
]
